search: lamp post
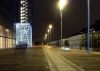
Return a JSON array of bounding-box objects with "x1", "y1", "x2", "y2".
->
[
  {"x1": 48, "y1": 29, "x2": 50, "y2": 45},
  {"x1": 58, "y1": 0, "x2": 68, "y2": 47},
  {"x1": 44, "y1": 34, "x2": 47, "y2": 44},
  {"x1": 87, "y1": 0, "x2": 90, "y2": 53},
  {"x1": 49, "y1": 24, "x2": 52, "y2": 45}
]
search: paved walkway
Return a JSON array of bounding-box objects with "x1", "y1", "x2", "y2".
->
[
  {"x1": 43, "y1": 45, "x2": 85, "y2": 71},
  {"x1": 0, "y1": 47, "x2": 50, "y2": 71},
  {"x1": 46, "y1": 46, "x2": 100, "y2": 71},
  {"x1": 0, "y1": 46, "x2": 99, "y2": 71}
]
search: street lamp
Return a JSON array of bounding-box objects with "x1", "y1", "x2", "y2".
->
[
  {"x1": 49, "y1": 24, "x2": 52, "y2": 29},
  {"x1": 58, "y1": 0, "x2": 68, "y2": 10},
  {"x1": 45, "y1": 34, "x2": 47, "y2": 39},
  {"x1": 87, "y1": 0, "x2": 90, "y2": 53},
  {"x1": 44, "y1": 34, "x2": 47, "y2": 44},
  {"x1": 44, "y1": 34, "x2": 47, "y2": 41},
  {"x1": 49, "y1": 24, "x2": 52, "y2": 45},
  {"x1": 6, "y1": 29, "x2": 9, "y2": 32},
  {"x1": 58, "y1": 0, "x2": 68, "y2": 47},
  {"x1": 48, "y1": 29, "x2": 50, "y2": 45}
]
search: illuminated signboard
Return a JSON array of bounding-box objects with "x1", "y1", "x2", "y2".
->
[{"x1": 15, "y1": 23, "x2": 32, "y2": 47}]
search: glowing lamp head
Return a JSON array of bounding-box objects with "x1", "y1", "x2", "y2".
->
[
  {"x1": 45, "y1": 34, "x2": 47, "y2": 36},
  {"x1": 49, "y1": 24, "x2": 52, "y2": 29},
  {"x1": 48, "y1": 29, "x2": 50, "y2": 33},
  {"x1": 44, "y1": 34, "x2": 47, "y2": 39},
  {"x1": 58, "y1": 0, "x2": 68, "y2": 10},
  {"x1": 6, "y1": 29, "x2": 9, "y2": 32}
]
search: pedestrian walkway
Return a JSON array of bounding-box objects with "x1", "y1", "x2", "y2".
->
[
  {"x1": 0, "y1": 46, "x2": 99, "y2": 71},
  {"x1": 0, "y1": 47, "x2": 50, "y2": 71},
  {"x1": 65, "y1": 48, "x2": 100, "y2": 55},
  {"x1": 91, "y1": 51, "x2": 100, "y2": 55},
  {"x1": 43, "y1": 45, "x2": 85, "y2": 71},
  {"x1": 47, "y1": 46, "x2": 100, "y2": 71}
]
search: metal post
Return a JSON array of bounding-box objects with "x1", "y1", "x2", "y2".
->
[
  {"x1": 48, "y1": 32, "x2": 49, "y2": 45},
  {"x1": 87, "y1": 0, "x2": 90, "y2": 53},
  {"x1": 50, "y1": 29, "x2": 51, "y2": 45},
  {"x1": 60, "y1": 9, "x2": 63, "y2": 47}
]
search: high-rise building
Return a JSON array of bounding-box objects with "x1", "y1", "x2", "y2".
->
[
  {"x1": 15, "y1": 0, "x2": 32, "y2": 47},
  {"x1": 20, "y1": 0, "x2": 28, "y2": 23}
]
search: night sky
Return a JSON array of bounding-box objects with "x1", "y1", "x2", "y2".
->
[{"x1": 0, "y1": 0, "x2": 100, "y2": 42}]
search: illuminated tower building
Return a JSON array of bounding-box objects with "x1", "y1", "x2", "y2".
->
[
  {"x1": 20, "y1": 0, "x2": 28, "y2": 23},
  {"x1": 15, "y1": 0, "x2": 32, "y2": 47}
]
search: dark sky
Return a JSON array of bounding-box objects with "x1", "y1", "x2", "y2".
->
[
  {"x1": 31, "y1": 0, "x2": 100, "y2": 42},
  {"x1": 0, "y1": 0, "x2": 100, "y2": 42}
]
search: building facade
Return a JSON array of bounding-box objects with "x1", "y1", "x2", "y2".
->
[{"x1": 0, "y1": 24, "x2": 15, "y2": 49}]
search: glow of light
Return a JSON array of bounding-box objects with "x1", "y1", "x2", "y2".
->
[
  {"x1": 93, "y1": 30, "x2": 95, "y2": 33},
  {"x1": 45, "y1": 34, "x2": 47, "y2": 37},
  {"x1": 6, "y1": 29, "x2": 9, "y2": 32},
  {"x1": 21, "y1": 10, "x2": 26, "y2": 13},
  {"x1": 48, "y1": 29, "x2": 50, "y2": 33},
  {"x1": 58, "y1": 0, "x2": 68, "y2": 10},
  {"x1": 49, "y1": 24, "x2": 52, "y2": 30},
  {"x1": 21, "y1": 16, "x2": 25, "y2": 18},
  {"x1": 21, "y1": 13, "x2": 25, "y2": 17},
  {"x1": 61, "y1": 47, "x2": 70, "y2": 51},
  {"x1": 21, "y1": 0, "x2": 25, "y2": 4},
  {"x1": 20, "y1": 7, "x2": 24, "y2": 11},
  {"x1": 48, "y1": 46, "x2": 51, "y2": 49},
  {"x1": 45, "y1": 34, "x2": 47, "y2": 39}
]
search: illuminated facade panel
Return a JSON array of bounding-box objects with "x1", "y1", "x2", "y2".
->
[
  {"x1": 15, "y1": 23, "x2": 32, "y2": 47},
  {"x1": 20, "y1": 0, "x2": 28, "y2": 23}
]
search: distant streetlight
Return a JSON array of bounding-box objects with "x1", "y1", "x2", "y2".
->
[
  {"x1": 44, "y1": 34, "x2": 47, "y2": 44},
  {"x1": 58, "y1": 0, "x2": 68, "y2": 47},
  {"x1": 6, "y1": 29, "x2": 9, "y2": 32},
  {"x1": 48, "y1": 29, "x2": 50, "y2": 33},
  {"x1": 44, "y1": 34, "x2": 47, "y2": 40},
  {"x1": 47, "y1": 29, "x2": 50, "y2": 45},
  {"x1": 49, "y1": 24, "x2": 52, "y2": 30},
  {"x1": 49, "y1": 24, "x2": 52, "y2": 45},
  {"x1": 58, "y1": 0, "x2": 68, "y2": 10}
]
